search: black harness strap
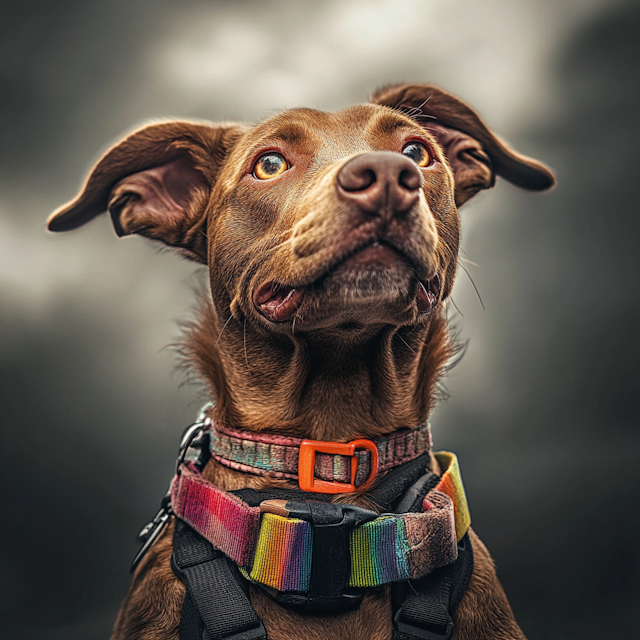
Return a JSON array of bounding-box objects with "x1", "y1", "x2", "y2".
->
[
  {"x1": 172, "y1": 519, "x2": 267, "y2": 640},
  {"x1": 391, "y1": 533, "x2": 474, "y2": 640}
]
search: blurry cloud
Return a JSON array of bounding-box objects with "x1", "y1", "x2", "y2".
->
[{"x1": 148, "y1": 0, "x2": 607, "y2": 128}]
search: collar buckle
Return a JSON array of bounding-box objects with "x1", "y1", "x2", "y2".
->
[{"x1": 298, "y1": 438, "x2": 379, "y2": 493}]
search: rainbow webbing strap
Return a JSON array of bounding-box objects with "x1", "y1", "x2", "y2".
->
[{"x1": 171, "y1": 450, "x2": 470, "y2": 593}]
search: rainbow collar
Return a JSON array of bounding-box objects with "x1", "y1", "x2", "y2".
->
[
  {"x1": 171, "y1": 449, "x2": 471, "y2": 593},
  {"x1": 209, "y1": 422, "x2": 432, "y2": 492}
]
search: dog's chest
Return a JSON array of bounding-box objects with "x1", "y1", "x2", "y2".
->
[{"x1": 250, "y1": 585, "x2": 393, "y2": 640}]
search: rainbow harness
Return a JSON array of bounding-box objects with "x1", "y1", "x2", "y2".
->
[
  {"x1": 171, "y1": 450, "x2": 470, "y2": 593},
  {"x1": 132, "y1": 410, "x2": 474, "y2": 640}
]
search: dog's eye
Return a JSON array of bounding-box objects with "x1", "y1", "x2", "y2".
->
[
  {"x1": 253, "y1": 153, "x2": 288, "y2": 180},
  {"x1": 402, "y1": 142, "x2": 431, "y2": 167}
]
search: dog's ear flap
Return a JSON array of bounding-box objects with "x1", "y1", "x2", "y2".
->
[
  {"x1": 47, "y1": 121, "x2": 246, "y2": 263},
  {"x1": 371, "y1": 83, "x2": 556, "y2": 206}
]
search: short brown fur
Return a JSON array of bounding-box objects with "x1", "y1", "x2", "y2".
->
[{"x1": 49, "y1": 84, "x2": 553, "y2": 639}]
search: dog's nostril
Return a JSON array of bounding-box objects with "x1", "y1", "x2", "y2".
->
[
  {"x1": 336, "y1": 151, "x2": 422, "y2": 217},
  {"x1": 399, "y1": 168, "x2": 421, "y2": 191},
  {"x1": 338, "y1": 167, "x2": 376, "y2": 192},
  {"x1": 338, "y1": 152, "x2": 423, "y2": 197}
]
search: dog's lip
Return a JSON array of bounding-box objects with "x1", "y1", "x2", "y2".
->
[
  {"x1": 253, "y1": 282, "x2": 306, "y2": 322},
  {"x1": 253, "y1": 272, "x2": 441, "y2": 323},
  {"x1": 253, "y1": 239, "x2": 439, "y2": 323},
  {"x1": 336, "y1": 236, "x2": 429, "y2": 280},
  {"x1": 417, "y1": 273, "x2": 441, "y2": 314}
]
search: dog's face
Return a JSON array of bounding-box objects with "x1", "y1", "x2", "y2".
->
[
  {"x1": 48, "y1": 83, "x2": 554, "y2": 341},
  {"x1": 206, "y1": 105, "x2": 456, "y2": 334},
  {"x1": 47, "y1": 83, "x2": 555, "y2": 435}
]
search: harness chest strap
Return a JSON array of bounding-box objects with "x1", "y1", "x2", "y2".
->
[{"x1": 170, "y1": 451, "x2": 470, "y2": 593}]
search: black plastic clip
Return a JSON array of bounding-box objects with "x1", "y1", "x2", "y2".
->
[{"x1": 265, "y1": 501, "x2": 379, "y2": 614}]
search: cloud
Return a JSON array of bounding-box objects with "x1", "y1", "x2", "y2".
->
[{"x1": 148, "y1": 0, "x2": 606, "y2": 129}]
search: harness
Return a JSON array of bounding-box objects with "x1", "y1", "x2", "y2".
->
[{"x1": 132, "y1": 407, "x2": 474, "y2": 640}]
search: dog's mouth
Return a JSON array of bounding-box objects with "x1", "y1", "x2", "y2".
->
[
  {"x1": 253, "y1": 283, "x2": 307, "y2": 323},
  {"x1": 253, "y1": 240, "x2": 441, "y2": 323},
  {"x1": 416, "y1": 274, "x2": 441, "y2": 313}
]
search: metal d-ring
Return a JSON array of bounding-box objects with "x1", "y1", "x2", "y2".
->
[{"x1": 130, "y1": 402, "x2": 214, "y2": 573}]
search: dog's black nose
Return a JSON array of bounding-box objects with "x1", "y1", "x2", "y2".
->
[{"x1": 336, "y1": 151, "x2": 422, "y2": 218}]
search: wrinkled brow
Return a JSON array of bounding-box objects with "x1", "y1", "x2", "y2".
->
[
  {"x1": 369, "y1": 116, "x2": 419, "y2": 137},
  {"x1": 253, "y1": 125, "x2": 312, "y2": 148}
]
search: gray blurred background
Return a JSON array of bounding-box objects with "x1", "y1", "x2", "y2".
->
[{"x1": 1, "y1": 0, "x2": 639, "y2": 638}]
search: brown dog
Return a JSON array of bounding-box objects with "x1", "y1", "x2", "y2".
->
[{"x1": 48, "y1": 83, "x2": 555, "y2": 640}]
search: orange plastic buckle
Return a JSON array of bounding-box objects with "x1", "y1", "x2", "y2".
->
[{"x1": 298, "y1": 439, "x2": 379, "y2": 494}]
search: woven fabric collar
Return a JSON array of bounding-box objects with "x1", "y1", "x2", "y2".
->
[
  {"x1": 170, "y1": 450, "x2": 471, "y2": 593},
  {"x1": 209, "y1": 422, "x2": 432, "y2": 486}
]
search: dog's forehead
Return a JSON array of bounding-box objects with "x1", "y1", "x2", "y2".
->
[{"x1": 242, "y1": 104, "x2": 425, "y2": 161}]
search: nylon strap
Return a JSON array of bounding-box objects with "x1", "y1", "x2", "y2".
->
[
  {"x1": 173, "y1": 519, "x2": 267, "y2": 640},
  {"x1": 391, "y1": 533, "x2": 474, "y2": 639}
]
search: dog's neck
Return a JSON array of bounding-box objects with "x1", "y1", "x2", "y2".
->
[{"x1": 185, "y1": 301, "x2": 452, "y2": 442}]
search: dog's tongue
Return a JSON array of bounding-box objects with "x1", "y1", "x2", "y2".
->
[{"x1": 254, "y1": 282, "x2": 305, "y2": 322}]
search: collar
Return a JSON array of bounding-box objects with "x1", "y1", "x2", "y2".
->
[{"x1": 209, "y1": 421, "x2": 433, "y2": 493}]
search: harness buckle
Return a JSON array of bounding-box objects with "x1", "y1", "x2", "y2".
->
[
  {"x1": 393, "y1": 608, "x2": 454, "y2": 639},
  {"x1": 298, "y1": 438, "x2": 378, "y2": 493},
  {"x1": 260, "y1": 500, "x2": 378, "y2": 614}
]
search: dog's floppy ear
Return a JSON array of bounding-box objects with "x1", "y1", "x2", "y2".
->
[
  {"x1": 371, "y1": 83, "x2": 556, "y2": 206},
  {"x1": 47, "y1": 121, "x2": 246, "y2": 263}
]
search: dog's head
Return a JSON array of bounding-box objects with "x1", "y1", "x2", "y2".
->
[{"x1": 48, "y1": 84, "x2": 554, "y2": 340}]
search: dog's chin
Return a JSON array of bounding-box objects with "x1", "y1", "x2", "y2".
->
[
  {"x1": 320, "y1": 257, "x2": 414, "y2": 303},
  {"x1": 302, "y1": 264, "x2": 418, "y2": 328}
]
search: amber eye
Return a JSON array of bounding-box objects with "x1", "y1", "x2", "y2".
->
[
  {"x1": 253, "y1": 153, "x2": 288, "y2": 180},
  {"x1": 402, "y1": 142, "x2": 431, "y2": 167}
]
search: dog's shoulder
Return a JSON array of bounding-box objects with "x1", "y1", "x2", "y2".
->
[
  {"x1": 111, "y1": 520, "x2": 184, "y2": 640},
  {"x1": 452, "y1": 529, "x2": 527, "y2": 640}
]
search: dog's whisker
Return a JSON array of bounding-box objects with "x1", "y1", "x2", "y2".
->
[
  {"x1": 243, "y1": 318, "x2": 252, "y2": 377},
  {"x1": 215, "y1": 314, "x2": 234, "y2": 346},
  {"x1": 397, "y1": 333, "x2": 416, "y2": 354},
  {"x1": 457, "y1": 260, "x2": 485, "y2": 311},
  {"x1": 400, "y1": 96, "x2": 434, "y2": 121},
  {"x1": 449, "y1": 296, "x2": 464, "y2": 318},
  {"x1": 459, "y1": 256, "x2": 480, "y2": 268}
]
